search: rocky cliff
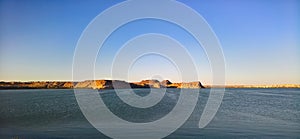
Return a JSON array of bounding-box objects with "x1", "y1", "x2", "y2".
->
[
  {"x1": 74, "y1": 80, "x2": 131, "y2": 89},
  {"x1": 132, "y1": 80, "x2": 161, "y2": 88},
  {"x1": 0, "y1": 81, "x2": 73, "y2": 89},
  {"x1": 168, "y1": 81, "x2": 205, "y2": 89},
  {"x1": 1, "y1": 80, "x2": 299, "y2": 89},
  {"x1": 0, "y1": 80, "x2": 206, "y2": 89}
]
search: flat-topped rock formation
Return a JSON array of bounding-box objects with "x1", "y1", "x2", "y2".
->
[
  {"x1": 75, "y1": 80, "x2": 131, "y2": 89},
  {"x1": 132, "y1": 80, "x2": 162, "y2": 88},
  {"x1": 0, "y1": 81, "x2": 74, "y2": 89},
  {"x1": 168, "y1": 81, "x2": 205, "y2": 89},
  {"x1": 1, "y1": 80, "x2": 299, "y2": 89},
  {"x1": 74, "y1": 79, "x2": 205, "y2": 89},
  {"x1": 130, "y1": 80, "x2": 205, "y2": 89},
  {"x1": 0, "y1": 80, "x2": 206, "y2": 89}
]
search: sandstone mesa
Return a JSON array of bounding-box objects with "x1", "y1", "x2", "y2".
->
[
  {"x1": 1, "y1": 80, "x2": 299, "y2": 89},
  {"x1": 0, "y1": 80, "x2": 205, "y2": 89}
]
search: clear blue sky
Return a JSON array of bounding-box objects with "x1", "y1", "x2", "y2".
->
[{"x1": 0, "y1": 0, "x2": 299, "y2": 85}]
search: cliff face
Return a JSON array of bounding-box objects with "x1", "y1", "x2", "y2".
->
[
  {"x1": 161, "y1": 80, "x2": 172, "y2": 87},
  {"x1": 1, "y1": 81, "x2": 299, "y2": 89},
  {"x1": 167, "y1": 81, "x2": 205, "y2": 89},
  {"x1": 74, "y1": 80, "x2": 130, "y2": 89},
  {"x1": 0, "y1": 80, "x2": 206, "y2": 89},
  {"x1": 132, "y1": 80, "x2": 161, "y2": 88},
  {"x1": 74, "y1": 80, "x2": 112, "y2": 89},
  {"x1": 62, "y1": 82, "x2": 74, "y2": 88},
  {"x1": 0, "y1": 81, "x2": 74, "y2": 89},
  {"x1": 177, "y1": 81, "x2": 205, "y2": 88},
  {"x1": 130, "y1": 80, "x2": 205, "y2": 89}
]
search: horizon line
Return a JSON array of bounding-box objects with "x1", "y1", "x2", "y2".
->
[{"x1": 1, "y1": 79, "x2": 299, "y2": 86}]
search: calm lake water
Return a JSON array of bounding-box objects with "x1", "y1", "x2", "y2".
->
[{"x1": 0, "y1": 88, "x2": 299, "y2": 138}]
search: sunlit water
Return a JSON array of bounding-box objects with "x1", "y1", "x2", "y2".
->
[{"x1": 0, "y1": 88, "x2": 299, "y2": 138}]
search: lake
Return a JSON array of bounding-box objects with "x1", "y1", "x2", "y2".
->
[{"x1": 0, "y1": 88, "x2": 299, "y2": 138}]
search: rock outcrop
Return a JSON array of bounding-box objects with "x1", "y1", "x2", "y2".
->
[
  {"x1": 160, "y1": 80, "x2": 172, "y2": 87},
  {"x1": 0, "y1": 81, "x2": 74, "y2": 89},
  {"x1": 167, "y1": 81, "x2": 205, "y2": 89},
  {"x1": 0, "y1": 80, "x2": 206, "y2": 89},
  {"x1": 1, "y1": 80, "x2": 300, "y2": 89},
  {"x1": 132, "y1": 80, "x2": 161, "y2": 88},
  {"x1": 74, "y1": 80, "x2": 130, "y2": 89}
]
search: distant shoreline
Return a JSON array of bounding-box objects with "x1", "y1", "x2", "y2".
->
[
  {"x1": 0, "y1": 80, "x2": 299, "y2": 89},
  {"x1": 206, "y1": 84, "x2": 300, "y2": 89},
  {"x1": 0, "y1": 79, "x2": 205, "y2": 90}
]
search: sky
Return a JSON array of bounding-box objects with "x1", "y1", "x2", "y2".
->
[{"x1": 0, "y1": 0, "x2": 299, "y2": 85}]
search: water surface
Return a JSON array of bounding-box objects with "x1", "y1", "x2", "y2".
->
[{"x1": 0, "y1": 88, "x2": 299, "y2": 138}]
